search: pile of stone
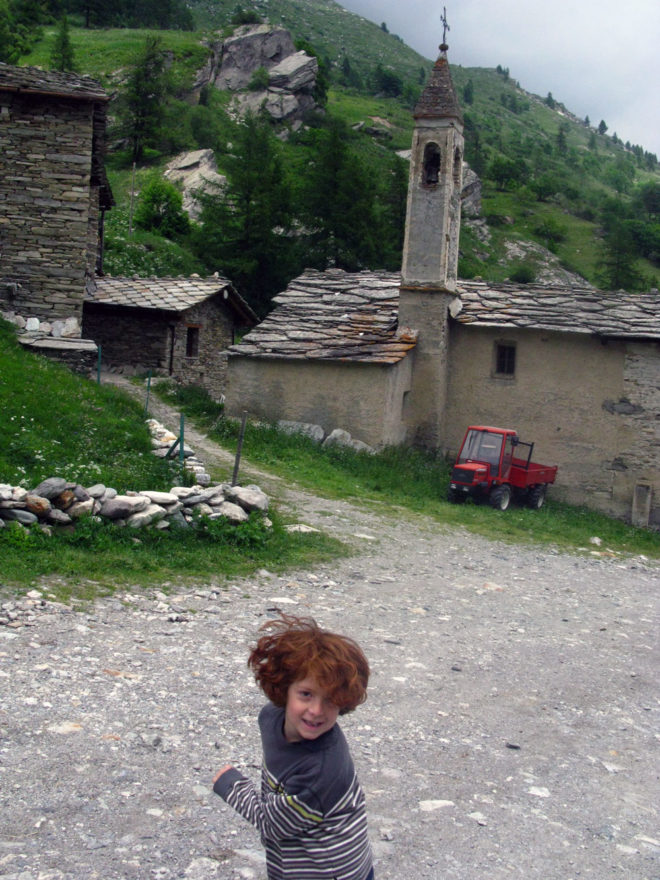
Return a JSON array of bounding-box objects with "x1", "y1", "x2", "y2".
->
[
  {"x1": 1, "y1": 309, "x2": 81, "y2": 339},
  {"x1": 147, "y1": 418, "x2": 211, "y2": 486},
  {"x1": 0, "y1": 477, "x2": 269, "y2": 533}
]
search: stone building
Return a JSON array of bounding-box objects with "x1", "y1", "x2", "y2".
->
[
  {"x1": 0, "y1": 63, "x2": 113, "y2": 330},
  {"x1": 83, "y1": 276, "x2": 257, "y2": 398},
  {"x1": 225, "y1": 45, "x2": 660, "y2": 527}
]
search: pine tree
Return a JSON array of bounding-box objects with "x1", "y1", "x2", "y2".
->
[
  {"x1": 116, "y1": 36, "x2": 169, "y2": 163},
  {"x1": 195, "y1": 112, "x2": 296, "y2": 316},
  {"x1": 50, "y1": 15, "x2": 75, "y2": 71}
]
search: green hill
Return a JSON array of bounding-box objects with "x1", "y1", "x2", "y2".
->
[{"x1": 15, "y1": 0, "x2": 660, "y2": 305}]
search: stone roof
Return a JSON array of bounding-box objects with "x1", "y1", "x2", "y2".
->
[
  {"x1": 0, "y1": 62, "x2": 108, "y2": 102},
  {"x1": 455, "y1": 280, "x2": 660, "y2": 340},
  {"x1": 85, "y1": 276, "x2": 258, "y2": 325},
  {"x1": 413, "y1": 50, "x2": 462, "y2": 122},
  {"x1": 229, "y1": 269, "x2": 418, "y2": 363},
  {"x1": 229, "y1": 270, "x2": 660, "y2": 363}
]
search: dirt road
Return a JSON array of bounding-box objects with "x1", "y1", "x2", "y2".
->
[{"x1": 1, "y1": 379, "x2": 658, "y2": 880}]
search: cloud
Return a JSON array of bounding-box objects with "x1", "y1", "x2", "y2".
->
[{"x1": 340, "y1": 0, "x2": 660, "y2": 155}]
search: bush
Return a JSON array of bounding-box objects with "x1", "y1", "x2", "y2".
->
[
  {"x1": 133, "y1": 175, "x2": 190, "y2": 240},
  {"x1": 509, "y1": 262, "x2": 537, "y2": 283},
  {"x1": 248, "y1": 67, "x2": 270, "y2": 91}
]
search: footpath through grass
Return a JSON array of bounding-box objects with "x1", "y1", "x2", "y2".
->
[
  {"x1": 0, "y1": 322, "x2": 345, "y2": 597},
  {"x1": 153, "y1": 380, "x2": 660, "y2": 561}
]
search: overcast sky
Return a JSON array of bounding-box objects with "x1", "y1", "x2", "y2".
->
[{"x1": 339, "y1": 0, "x2": 660, "y2": 157}]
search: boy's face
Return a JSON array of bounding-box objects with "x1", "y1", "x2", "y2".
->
[{"x1": 284, "y1": 676, "x2": 340, "y2": 742}]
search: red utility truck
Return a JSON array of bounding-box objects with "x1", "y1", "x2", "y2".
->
[{"x1": 448, "y1": 425, "x2": 558, "y2": 510}]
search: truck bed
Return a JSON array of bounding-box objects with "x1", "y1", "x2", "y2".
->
[{"x1": 509, "y1": 458, "x2": 558, "y2": 488}]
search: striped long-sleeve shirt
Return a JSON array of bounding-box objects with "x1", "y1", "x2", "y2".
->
[{"x1": 214, "y1": 703, "x2": 373, "y2": 880}]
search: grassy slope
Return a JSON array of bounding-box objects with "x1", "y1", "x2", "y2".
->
[{"x1": 0, "y1": 321, "x2": 344, "y2": 596}]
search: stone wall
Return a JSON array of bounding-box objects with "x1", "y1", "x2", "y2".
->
[
  {"x1": 0, "y1": 92, "x2": 99, "y2": 324},
  {"x1": 83, "y1": 305, "x2": 171, "y2": 371},
  {"x1": 616, "y1": 343, "x2": 660, "y2": 526},
  {"x1": 83, "y1": 298, "x2": 234, "y2": 400},
  {"x1": 170, "y1": 298, "x2": 234, "y2": 400}
]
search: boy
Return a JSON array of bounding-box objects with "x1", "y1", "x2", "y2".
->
[{"x1": 213, "y1": 614, "x2": 374, "y2": 880}]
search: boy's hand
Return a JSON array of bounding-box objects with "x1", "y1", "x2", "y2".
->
[{"x1": 213, "y1": 765, "x2": 234, "y2": 784}]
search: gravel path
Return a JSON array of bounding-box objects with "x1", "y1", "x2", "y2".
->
[{"x1": 1, "y1": 378, "x2": 658, "y2": 880}]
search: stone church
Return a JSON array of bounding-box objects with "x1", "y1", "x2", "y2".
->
[{"x1": 225, "y1": 45, "x2": 660, "y2": 527}]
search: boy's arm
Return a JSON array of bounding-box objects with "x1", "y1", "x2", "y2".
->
[{"x1": 213, "y1": 769, "x2": 324, "y2": 841}]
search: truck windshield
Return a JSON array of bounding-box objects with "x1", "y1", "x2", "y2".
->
[{"x1": 458, "y1": 430, "x2": 503, "y2": 467}]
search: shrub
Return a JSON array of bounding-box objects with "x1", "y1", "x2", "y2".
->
[
  {"x1": 509, "y1": 262, "x2": 537, "y2": 283},
  {"x1": 248, "y1": 67, "x2": 270, "y2": 91},
  {"x1": 133, "y1": 175, "x2": 190, "y2": 240}
]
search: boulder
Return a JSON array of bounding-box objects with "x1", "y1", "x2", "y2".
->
[
  {"x1": 278, "y1": 421, "x2": 325, "y2": 443},
  {"x1": 31, "y1": 477, "x2": 68, "y2": 499},
  {"x1": 209, "y1": 501, "x2": 249, "y2": 524},
  {"x1": 67, "y1": 498, "x2": 95, "y2": 519},
  {"x1": 25, "y1": 494, "x2": 52, "y2": 516},
  {"x1": 139, "y1": 490, "x2": 180, "y2": 506},
  {"x1": 99, "y1": 494, "x2": 150, "y2": 520},
  {"x1": 46, "y1": 508, "x2": 72, "y2": 525},
  {"x1": 322, "y1": 429, "x2": 375, "y2": 454},
  {"x1": 225, "y1": 485, "x2": 269, "y2": 513},
  {"x1": 214, "y1": 25, "x2": 297, "y2": 91},
  {"x1": 164, "y1": 150, "x2": 226, "y2": 221},
  {"x1": 53, "y1": 489, "x2": 75, "y2": 510},
  {"x1": 2, "y1": 508, "x2": 38, "y2": 525},
  {"x1": 268, "y1": 51, "x2": 318, "y2": 92},
  {"x1": 127, "y1": 504, "x2": 167, "y2": 528}
]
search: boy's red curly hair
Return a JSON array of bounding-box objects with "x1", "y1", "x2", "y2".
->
[{"x1": 248, "y1": 615, "x2": 369, "y2": 714}]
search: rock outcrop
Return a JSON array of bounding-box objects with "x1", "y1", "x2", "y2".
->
[
  {"x1": 164, "y1": 150, "x2": 226, "y2": 221},
  {"x1": 197, "y1": 24, "x2": 319, "y2": 126}
]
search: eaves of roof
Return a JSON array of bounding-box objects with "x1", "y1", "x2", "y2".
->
[{"x1": 84, "y1": 276, "x2": 258, "y2": 325}]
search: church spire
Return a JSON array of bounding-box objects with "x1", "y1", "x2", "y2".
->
[{"x1": 413, "y1": 47, "x2": 463, "y2": 123}]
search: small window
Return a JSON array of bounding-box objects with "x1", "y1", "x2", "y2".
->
[
  {"x1": 186, "y1": 325, "x2": 200, "y2": 357},
  {"x1": 494, "y1": 342, "x2": 516, "y2": 377},
  {"x1": 453, "y1": 147, "x2": 462, "y2": 185},
  {"x1": 422, "y1": 142, "x2": 441, "y2": 185}
]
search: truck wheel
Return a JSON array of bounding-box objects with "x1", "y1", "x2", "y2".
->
[
  {"x1": 447, "y1": 488, "x2": 465, "y2": 504},
  {"x1": 489, "y1": 485, "x2": 512, "y2": 510},
  {"x1": 528, "y1": 485, "x2": 546, "y2": 509}
]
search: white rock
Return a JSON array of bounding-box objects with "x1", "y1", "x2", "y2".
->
[{"x1": 419, "y1": 799, "x2": 455, "y2": 811}]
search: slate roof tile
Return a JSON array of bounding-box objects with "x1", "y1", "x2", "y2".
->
[
  {"x1": 84, "y1": 276, "x2": 258, "y2": 325},
  {"x1": 229, "y1": 270, "x2": 659, "y2": 364}
]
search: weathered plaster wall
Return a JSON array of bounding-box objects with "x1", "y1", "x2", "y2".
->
[
  {"x1": 226, "y1": 356, "x2": 412, "y2": 447},
  {"x1": 401, "y1": 120, "x2": 463, "y2": 291},
  {"x1": 398, "y1": 290, "x2": 452, "y2": 449},
  {"x1": 0, "y1": 93, "x2": 97, "y2": 323},
  {"x1": 445, "y1": 325, "x2": 659, "y2": 523}
]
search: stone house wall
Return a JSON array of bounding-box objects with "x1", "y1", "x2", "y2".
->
[
  {"x1": 0, "y1": 91, "x2": 101, "y2": 324},
  {"x1": 83, "y1": 296, "x2": 236, "y2": 400},
  {"x1": 169, "y1": 298, "x2": 234, "y2": 399},
  {"x1": 444, "y1": 324, "x2": 659, "y2": 524}
]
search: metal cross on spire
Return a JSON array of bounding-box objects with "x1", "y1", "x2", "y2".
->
[{"x1": 440, "y1": 6, "x2": 450, "y2": 49}]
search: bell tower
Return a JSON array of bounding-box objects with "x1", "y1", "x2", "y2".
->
[{"x1": 399, "y1": 25, "x2": 464, "y2": 448}]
